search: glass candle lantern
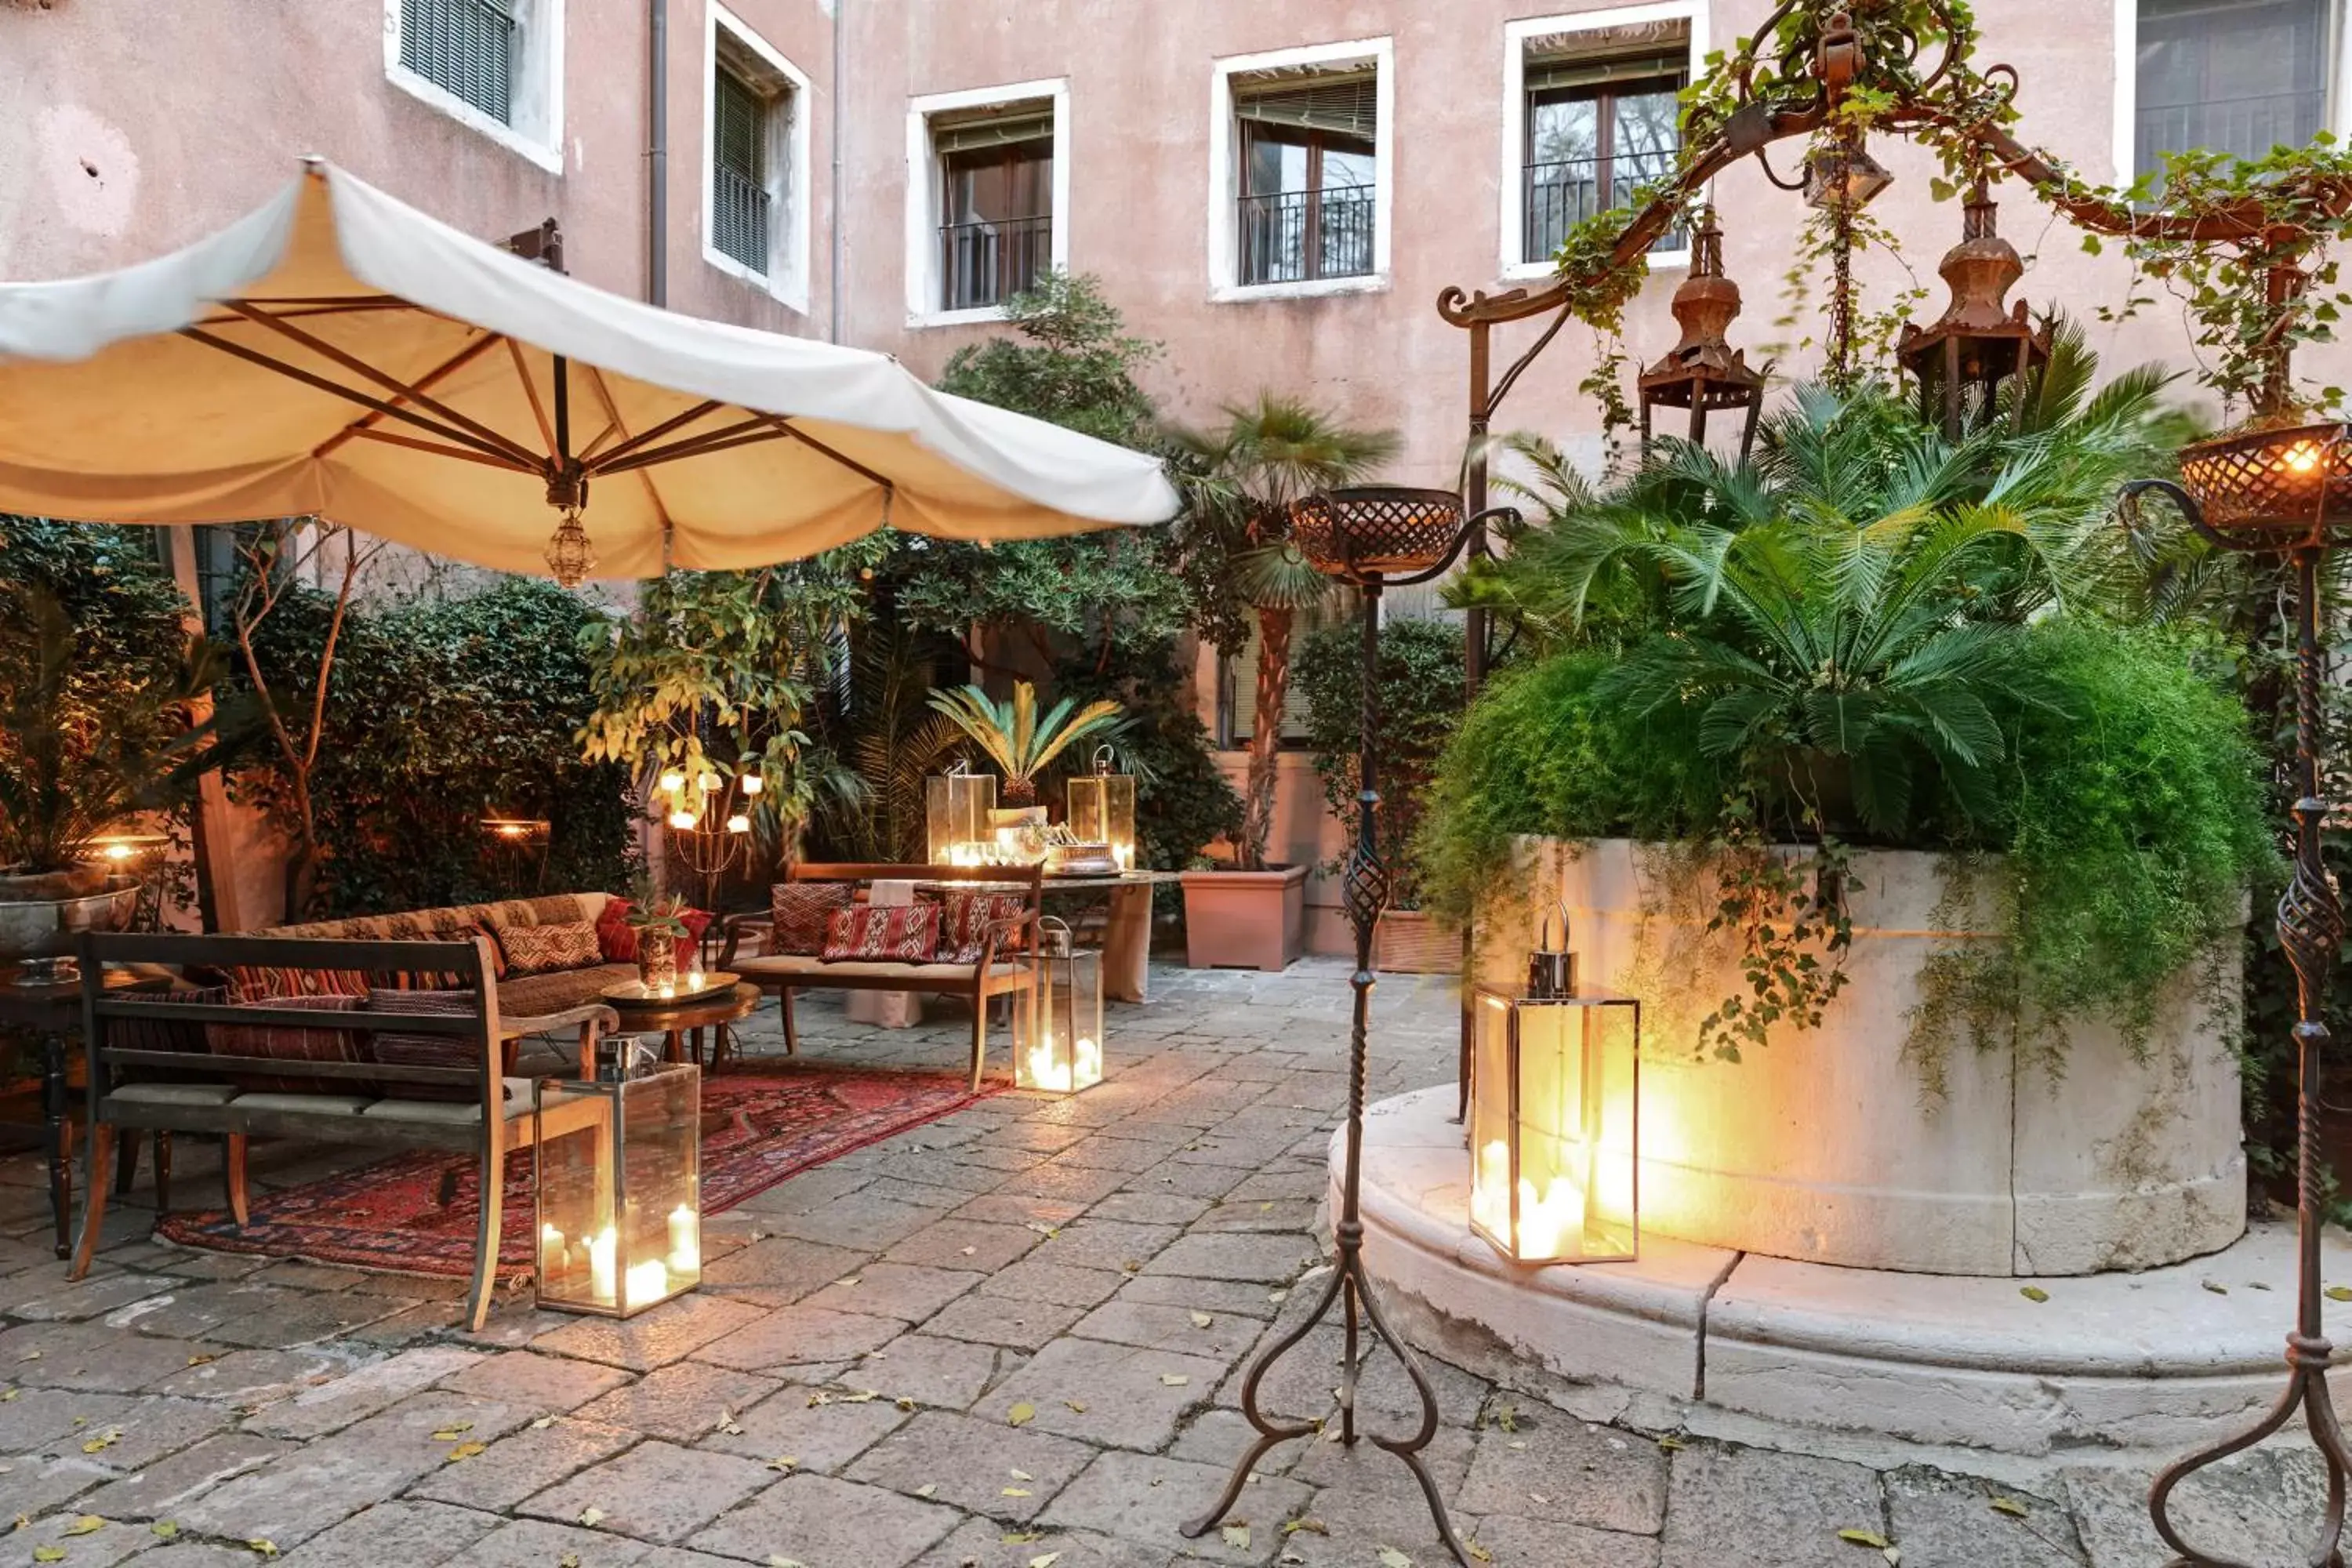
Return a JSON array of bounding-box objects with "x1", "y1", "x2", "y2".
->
[
  {"x1": 535, "y1": 1062, "x2": 703, "y2": 1317},
  {"x1": 926, "y1": 767, "x2": 997, "y2": 866},
  {"x1": 1066, "y1": 751, "x2": 1137, "y2": 872},
  {"x1": 1021, "y1": 917, "x2": 1104, "y2": 1094},
  {"x1": 1467, "y1": 984, "x2": 1639, "y2": 1265}
]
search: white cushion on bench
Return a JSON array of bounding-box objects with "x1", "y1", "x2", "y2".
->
[
  {"x1": 365, "y1": 1079, "x2": 535, "y2": 1125},
  {"x1": 737, "y1": 956, "x2": 1026, "y2": 982},
  {"x1": 109, "y1": 1083, "x2": 241, "y2": 1106},
  {"x1": 233, "y1": 1093, "x2": 376, "y2": 1115}
]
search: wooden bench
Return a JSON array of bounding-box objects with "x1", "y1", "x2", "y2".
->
[
  {"x1": 71, "y1": 931, "x2": 618, "y2": 1330},
  {"x1": 718, "y1": 862, "x2": 1041, "y2": 1093}
]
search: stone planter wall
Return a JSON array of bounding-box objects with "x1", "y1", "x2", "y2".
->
[{"x1": 1474, "y1": 837, "x2": 2246, "y2": 1276}]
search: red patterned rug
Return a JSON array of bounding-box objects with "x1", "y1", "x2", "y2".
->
[{"x1": 154, "y1": 1065, "x2": 996, "y2": 1277}]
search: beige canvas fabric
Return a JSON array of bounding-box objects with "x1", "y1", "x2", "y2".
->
[{"x1": 0, "y1": 161, "x2": 1176, "y2": 577}]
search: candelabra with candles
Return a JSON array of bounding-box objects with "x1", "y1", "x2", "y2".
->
[
  {"x1": 1184, "y1": 487, "x2": 1515, "y2": 1568},
  {"x1": 2122, "y1": 411, "x2": 2352, "y2": 1567},
  {"x1": 655, "y1": 767, "x2": 763, "y2": 953}
]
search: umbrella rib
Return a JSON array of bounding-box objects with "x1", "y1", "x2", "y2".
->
[
  {"x1": 577, "y1": 364, "x2": 678, "y2": 549},
  {"x1": 346, "y1": 426, "x2": 539, "y2": 468},
  {"x1": 590, "y1": 415, "x2": 782, "y2": 474},
  {"x1": 180, "y1": 326, "x2": 538, "y2": 470},
  {"x1": 583, "y1": 399, "x2": 726, "y2": 469},
  {"x1": 771, "y1": 418, "x2": 896, "y2": 492},
  {"x1": 221, "y1": 301, "x2": 544, "y2": 470},
  {"x1": 312, "y1": 332, "x2": 507, "y2": 459},
  {"x1": 504, "y1": 337, "x2": 558, "y2": 459}
]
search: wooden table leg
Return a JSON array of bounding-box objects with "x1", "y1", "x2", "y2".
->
[
  {"x1": 1104, "y1": 884, "x2": 1152, "y2": 1004},
  {"x1": 663, "y1": 1029, "x2": 684, "y2": 1065},
  {"x1": 42, "y1": 1032, "x2": 70, "y2": 1258}
]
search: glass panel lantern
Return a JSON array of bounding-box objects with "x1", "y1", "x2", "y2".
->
[
  {"x1": 1467, "y1": 985, "x2": 1639, "y2": 1265},
  {"x1": 535, "y1": 1062, "x2": 703, "y2": 1317},
  {"x1": 1065, "y1": 749, "x2": 1138, "y2": 872},
  {"x1": 926, "y1": 766, "x2": 996, "y2": 866},
  {"x1": 1021, "y1": 916, "x2": 1104, "y2": 1094}
]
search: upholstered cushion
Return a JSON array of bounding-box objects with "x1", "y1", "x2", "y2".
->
[
  {"x1": 364, "y1": 1078, "x2": 534, "y2": 1123},
  {"x1": 107, "y1": 985, "x2": 230, "y2": 1087},
  {"x1": 739, "y1": 954, "x2": 1027, "y2": 985},
  {"x1": 230, "y1": 1093, "x2": 376, "y2": 1116},
  {"x1": 108, "y1": 1083, "x2": 241, "y2": 1106},
  {"x1": 222, "y1": 964, "x2": 373, "y2": 1004},
  {"x1": 365, "y1": 988, "x2": 500, "y2": 1100},
  {"x1": 497, "y1": 964, "x2": 638, "y2": 1020},
  {"x1": 935, "y1": 891, "x2": 1032, "y2": 964},
  {"x1": 494, "y1": 920, "x2": 603, "y2": 976},
  {"x1": 822, "y1": 904, "x2": 940, "y2": 963},
  {"x1": 771, "y1": 883, "x2": 854, "y2": 956},
  {"x1": 204, "y1": 995, "x2": 372, "y2": 1094}
]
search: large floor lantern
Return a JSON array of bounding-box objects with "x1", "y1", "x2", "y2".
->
[
  {"x1": 1185, "y1": 486, "x2": 1514, "y2": 1568},
  {"x1": 2122, "y1": 408, "x2": 2352, "y2": 1566},
  {"x1": 926, "y1": 763, "x2": 996, "y2": 866}
]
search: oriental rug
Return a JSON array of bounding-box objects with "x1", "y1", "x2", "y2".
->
[{"x1": 153, "y1": 1065, "x2": 998, "y2": 1277}]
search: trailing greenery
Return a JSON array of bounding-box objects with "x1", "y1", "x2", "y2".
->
[
  {"x1": 237, "y1": 576, "x2": 635, "y2": 918},
  {"x1": 1295, "y1": 617, "x2": 1465, "y2": 910}
]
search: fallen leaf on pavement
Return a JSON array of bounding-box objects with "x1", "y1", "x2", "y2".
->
[
  {"x1": 62, "y1": 1519, "x2": 103, "y2": 1537},
  {"x1": 577, "y1": 1507, "x2": 604, "y2": 1529},
  {"x1": 1062, "y1": 1400, "x2": 1087, "y2": 1414},
  {"x1": 80, "y1": 1429, "x2": 118, "y2": 1454},
  {"x1": 1837, "y1": 1528, "x2": 1891, "y2": 1548},
  {"x1": 445, "y1": 1442, "x2": 487, "y2": 1462},
  {"x1": 2019, "y1": 1287, "x2": 2049, "y2": 1304},
  {"x1": 1189, "y1": 1312, "x2": 1213, "y2": 1329},
  {"x1": 767, "y1": 1456, "x2": 798, "y2": 1472},
  {"x1": 1281, "y1": 1518, "x2": 1327, "y2": 1535},
  {"x1": 151, "y1": 1523, "x2": 179, "y2": 1540},
  {"x1": 1990, "y1": 1497, "x2": 2029, "y2": 1517},
  {"x1": 430, "y1": 1424, "x2": 474, "y2": 1440},
  {"x1": 1221, "y1": 1523, "x2": 1250, "y2": 1550},
  {"x1": 1376, "y1": 1547, "x2": 1413, "y2": 1568},
  {"x1": 1008, "y1": 1402, "x2": 1036, "y2": 1427},
  {"x1": 1160, "y1": 1374, "x2": 1189, "y2": 1387}
]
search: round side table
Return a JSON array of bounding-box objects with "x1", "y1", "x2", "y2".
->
[{"x1": 600, "y1": 982, "x2": 761, "y2": 1072}]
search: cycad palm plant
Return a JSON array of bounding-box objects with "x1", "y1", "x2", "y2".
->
[
  {"x1": 1168, "y1": 393, "x2": 1398, "y2": 868},
  {"x1": 927, "y1": 681, "x2": 1123, "y2": 806}
]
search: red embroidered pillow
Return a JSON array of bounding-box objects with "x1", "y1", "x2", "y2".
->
[
  {"x1": 771, "y1": 883, "x2": 854, "y2": 956},
  {"x1": 493, "y1": 920, "x2": 604, "y2": 976},
  {"x1": 821, "y1": 904, "x2": 941, "y2": 963},
  {"x1": 935, "y1": 891, "x2": 1032, "y2": 964},
  {"x1": 223, "y1": 964, "x2": 373, "y2": 1004},
  {"x1": 205, "y1": 994, "x2": 371, "y2": 1094}
]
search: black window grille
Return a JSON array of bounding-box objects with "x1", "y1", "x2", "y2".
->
[
  {"x1": 713, "y1": 67, "x2": 771, "y2": 274},
  {"x1": 1232, "y1": 71, "x2": 1378, "y2": 286},
  {"x1": 400, "y1": 0, "x2": 517, "y2": 125},
  {"x1": 1522, "y1": 50, "x2": 1686, "y2": 264}
]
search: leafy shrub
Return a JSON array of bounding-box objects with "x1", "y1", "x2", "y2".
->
[{"x1": 1295, "y1": 617, "x2": 1465, "y2": 909}]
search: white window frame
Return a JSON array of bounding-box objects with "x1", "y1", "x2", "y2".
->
[
  {"x1": 1500, "y1": 2, "x2": 1704, "y2": 282},
  {"x1": 903, "y1": 78, "x2": 1072, "y2": 330},
  {"x1": 382, "y1": 0, "x2": 566, "y2": 175},
  {"x1": 1208, "y1": 36, "x2": 1395, "y2": 303},
  {"x1": 701, "y1": 3, "x2": 812, "y2": 314},
  {"x1": 2112, "y1": 0, "x2": 2352, "y2": 186}
]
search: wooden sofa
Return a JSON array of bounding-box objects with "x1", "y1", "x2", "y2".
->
[
  {"x1": 718, "y1": 863, "x2": 1041, "y2": 1092},
  {"x1": 265, "y1": 891, "x2": 647, "y2": 1024},
  {"x1": 71, "y1": 931, "x2": 617, "y2": 1330}
]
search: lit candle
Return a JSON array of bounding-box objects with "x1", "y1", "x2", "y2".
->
[
  {"x1": 657, "y1": 982, "x2": 676, "y2": 1000},
  {"x1": 667, "y1": 1205, "x2": 701, "y2": 1275},
  {"x1": 741, "y1": 775, "x2": 764, "y2": 796},
  {"x1": 666, "y1": 809, "x2": 697, "y2": 830},
  {"x1": 625, "y1": 1258, "x2": 670, "y2": 1310},
  {"x1": 1075, "y1": 1036, "x2": 1102, "y2": 1090},
  {"x1": 588, "y1": 1225, "x2": 618, "y2": 1302},
  {"x1": 725, "y1": 814, "x2": 751, "y2": 834},
  {"x1": 686, "y1": 971, "x2": 706, "y2": 992},
  {"x1": 539, "y1": 1223, "x2": 567, "y2": 1277}
]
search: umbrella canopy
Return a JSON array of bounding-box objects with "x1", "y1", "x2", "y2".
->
[{"x1": 0, "y1": 160, "x2": 1178, "y2": 581}]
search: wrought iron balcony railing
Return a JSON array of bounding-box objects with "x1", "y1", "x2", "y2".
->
[
  {"x1": 939, "y1": 214, "x2": 1053, "y2": 311},
  {"x1": 1523, "y1": 149, "x2": 1681, "y2": 263},
  {"x1": 1236, "y1": 186, "x2": 1375, "y2": 286}
]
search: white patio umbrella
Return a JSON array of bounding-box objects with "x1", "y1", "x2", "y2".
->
[{"x1": 0, "y1": 159, "x2": 1178, "y2": 582}]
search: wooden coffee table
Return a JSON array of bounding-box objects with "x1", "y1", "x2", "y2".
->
[{"x1": 601, "y1": 982, "x2": 761, "y2": 1072}]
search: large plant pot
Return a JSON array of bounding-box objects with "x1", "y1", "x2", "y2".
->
[
  {"x1": 1374, "y1": 908, "x2": 1460, "y2": 975},
  {"x1": 1476, "y1": 838, "x2": 2247, "y2": 1276},
  {"x1": 0, "y1": 875, "x2": 141, "y2": 968},
  {"x1": 1180, "y1": 864, "x2": 1308, "y2": 972}
]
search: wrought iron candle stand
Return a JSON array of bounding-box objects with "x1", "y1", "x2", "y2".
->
[
  {"x1": 2122, "y1": 420, "x2": 2352, "y2": 1568},
  {"x1": 1183, "y1": 487, "x2": 1515, "y2": 1568}
]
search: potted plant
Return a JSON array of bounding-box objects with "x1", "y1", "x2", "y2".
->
[
  {"x1": 1167, "y1": 394, "x2": 1398, "y2": 970},
  {"x1": 928, "y1": 681, "x2": 1122, "y2": 860},
  {"x1": 0, "y1": 573, "x2": 234, "y2": 978},
  {"x1": 625, "y1": 889, "x2": 693, "y2": 989}
]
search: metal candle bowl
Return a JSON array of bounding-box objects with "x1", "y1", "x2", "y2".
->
[
  {"x1": 2177, "y1": 421, "x2": 2352, "y2": 537},
  {"x1": 1293, "y1": 487, "x2": 1468, "y2": 579}
]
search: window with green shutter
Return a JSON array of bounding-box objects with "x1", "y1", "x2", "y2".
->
[
  {"x1": 400, "y1": 0, "x2": 518, "y2": 125},
  {"x1": 712, "y1": 65, "x2": 771, "y2": 274}
]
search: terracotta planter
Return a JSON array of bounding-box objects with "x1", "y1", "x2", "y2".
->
[
  {"x1": 1179, "y1": 864, "x2": 1308, "y2": 972},
  {"x1": 1374, "y1": 908, "x2": 1460, "y2": 975}
]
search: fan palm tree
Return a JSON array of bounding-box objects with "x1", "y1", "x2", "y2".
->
[
  {"x1": 927, "y1": 681, "x2": 1123, "y2": 806},
  {"x1": 1167, "y1": 393, "x2": 1398, "y2": 869}
]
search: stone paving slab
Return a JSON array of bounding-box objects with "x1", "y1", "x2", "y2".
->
[
  {"x1": 518, "y1": 1439, "x2": 775, "y2": 1544},
  {"x1": 686, "y1": 1471, "x2": 962, "y2": 1566}
]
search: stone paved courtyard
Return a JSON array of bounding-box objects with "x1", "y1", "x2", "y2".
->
[{"x1": 0, "y1": 958, "x2": 2326, "y2": 1566}]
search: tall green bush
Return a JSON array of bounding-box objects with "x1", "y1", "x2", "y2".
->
[{"x1": 1295, "y1": 617, "x2": 1465, "y2": 909}]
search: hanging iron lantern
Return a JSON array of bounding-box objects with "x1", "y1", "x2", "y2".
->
[
  {"x1": 1802, "y1": 139, "x2": 1893, "y2": 212},
  {"x1": 1065, "y1": 746, "x2": 1138, "y2": 873},
  {"x1": 1896, "y1": 179, "x2": 2052, "y2": 437},
  {"x1": 1637, "y1": 210, "x2": 1767, "y2": 458}
]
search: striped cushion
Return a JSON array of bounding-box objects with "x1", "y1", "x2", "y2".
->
[
  {"x1": 822, "y1": 904, "x2": 941, "y2": 963},
  {"x1": 771, "y1": 883, "x2": 853, "y2": 956},
  {"x1": 223, "y1": 965, "x2": 373, "y2": 1004},
  {"x1": 492, "y1": 920, "x2": 602, "y2": 976},
  {"x1": 936, "y1": 891, "x2": 1031, "y2": 964},
  {"x1": 365, "y1": 988, "x2": 503, "y2": 1102},
  {"x1": 205, "y1": 994, "x2": 371, "y2": 1094}
]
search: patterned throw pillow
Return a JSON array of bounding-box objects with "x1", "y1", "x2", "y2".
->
[
  {"x1": 222, "y1": 964, "x2": 373, "y2": 1004},
  {"x1": 365, "y1": 988, "x2": 506, "y2": 1102},
  {"x1": 771, "y1": 883, "x2": 854, "y2": 956},
  {"x1": 935, "y1": 890, "x2": 1032, "y2": 964},
  {"x1": 821, "y1": 904, "x2": 942, "y2": 963},
  {"x1": 493, "y1": 920, "x2": 604, "y2": 976},
  {"x1": 205, "y1": 993, "x2": 371, "y2": 1094},
  {"x1": 107, "y1": 986, "x2": 229, "y2": 1086}
]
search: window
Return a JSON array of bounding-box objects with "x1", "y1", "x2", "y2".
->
[
  {"x1": 2132, "y1": 0, "x2": 2330, "y2": 182},
  {"x1": 1209, "y1": 38, "x2": 1393, "y2": 299},
  {"x1": 384, "y1": 0, "x2": 564, "y2": 172},
  {"x1": 935, "y1": 108, "x2": 1056, "y2": 310},
  {"x1": 1234, "y1": 74, "x2": 1378, "y2": 285},
  {"x1": 1218, "y1": 593, "x2": 1354, "y2": 750},
  {"x1": 1501, "y1": 7, "x2": 1704, "y2": 279},
  {"x1": 701, "y1": 6, "x2": 810, "y2": 307}
]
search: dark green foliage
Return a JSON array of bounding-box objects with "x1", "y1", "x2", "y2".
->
[
  {"x1": 1294, "y1": 617, "x2": 1465, "y2": 909},
  {"x1": 234, "y1": 577, "x2": 633, "y2": 917},
  {"x1": 1050, "y1": 642, "x2": 1242, "y2": 879}
]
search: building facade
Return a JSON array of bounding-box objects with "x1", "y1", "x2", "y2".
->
[{"x1": 5, "y1": 0, "x2": 2347, "y2": 935}]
